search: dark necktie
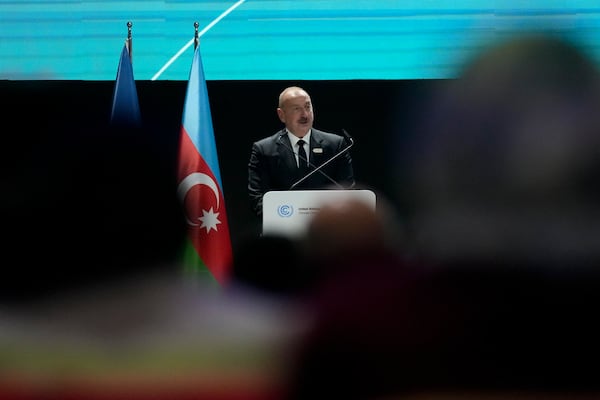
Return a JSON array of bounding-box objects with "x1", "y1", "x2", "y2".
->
[{"x1": 297, "y1": 139, "x2": 309, "y2": 173}]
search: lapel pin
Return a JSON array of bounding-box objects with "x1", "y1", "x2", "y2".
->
[{"x1": 313, "y1": 148, "x2": 323, "y2": 153}]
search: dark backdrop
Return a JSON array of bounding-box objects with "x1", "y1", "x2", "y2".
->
[{"x1": 1, "y1": 79, "x2": 439, "y2": 290}]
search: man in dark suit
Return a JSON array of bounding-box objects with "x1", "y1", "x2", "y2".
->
[{"x1": 247, "y1": 86, "x2": 355, "y2": 217}]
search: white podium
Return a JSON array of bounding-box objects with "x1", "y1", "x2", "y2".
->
[{"x1": 262, "y1": 189, "x2": 376, "y2": 237}]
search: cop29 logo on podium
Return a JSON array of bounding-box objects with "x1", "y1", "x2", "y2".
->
[{"x1": 277, "y1": 204, "x2": 293, "y2": 218}]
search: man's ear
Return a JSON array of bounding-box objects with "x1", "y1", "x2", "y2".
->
[{"x1": 276, "y1": 107, "x2": 285, "y2": 123}]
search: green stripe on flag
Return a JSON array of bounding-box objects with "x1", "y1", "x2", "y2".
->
[{"x1": 180, "y1": 239, "x2": 219, "y2": 286}]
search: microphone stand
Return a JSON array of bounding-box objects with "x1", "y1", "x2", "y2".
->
[{"x1": 289, "y1": 131, "x2": 354, "y2": 190}]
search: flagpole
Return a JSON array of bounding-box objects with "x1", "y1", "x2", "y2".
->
[
  {"x1": 127, "y1": 21, "x2": 133, "y2": 62},
  {"x1": 194, "y1": 21, "x2": 199, "y2": 50}
]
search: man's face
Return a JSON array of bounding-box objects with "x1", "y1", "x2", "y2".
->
[{"x1": 277, "y1": 91, "x2": 314, "y2": 137}]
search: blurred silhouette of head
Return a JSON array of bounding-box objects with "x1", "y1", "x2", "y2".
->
[
  {"x1": 404, "y1": 34, "x2": 600, "y2": 266},
  {"x1": 303, "y1": 197, "x2": 400, "y2": 258},
  {"x1": 298, "y1": 194, "x2": 406, "y2": 285}
]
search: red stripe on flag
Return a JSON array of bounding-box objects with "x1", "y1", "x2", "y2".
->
[{"x1": 178, "y1": 128, "x2": 232, "y2": 284}]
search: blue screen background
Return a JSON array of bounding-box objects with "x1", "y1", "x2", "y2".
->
[{"x1": 2, "y1": 0, "x2": 600, "y2": 80}]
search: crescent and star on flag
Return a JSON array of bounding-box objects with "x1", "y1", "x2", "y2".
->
[{"x1": 177, "y1": 172, "x2": 223, "y2": 234}]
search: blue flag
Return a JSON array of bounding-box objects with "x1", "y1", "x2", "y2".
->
[{"x1": 110, "y1": 43, "x2": 141, "y2": 127}]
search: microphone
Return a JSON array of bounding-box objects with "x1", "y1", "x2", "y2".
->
[
  {"x1": 288, "y1": 129, "x2": 354, "y2": 190},
  {"x1": 342, "y1": 128, "x2": 354, "y2": 146}
]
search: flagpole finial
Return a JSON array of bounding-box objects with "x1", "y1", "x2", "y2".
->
[
  {"x1": 126, "y1": 21, "x2": 133, "y2": 61},
  {"x1": 194, "y1": 21, "x2": 199, "y2": 50}
]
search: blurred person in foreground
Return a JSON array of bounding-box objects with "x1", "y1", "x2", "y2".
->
[
  {"x1": 283, "y1": 194, "x2": 424, "y2": 400},
  {"x1": 0, "y1": 124, "x2": 307, "y2": 400},
  {"x1": 298, "y1": 193, "x2": 408, "y2": 288},
  {"x1": 247, "y1": 86, "x2": 356, "y2": 218},
  {"x1": 285, "y1": 34, "x2": 600, "y2": 399},
  {"x1": 405, "y1": 34, "x2": 600, "y2": 267}
]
